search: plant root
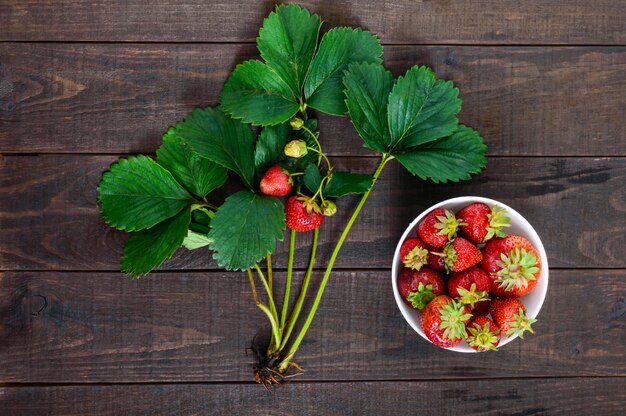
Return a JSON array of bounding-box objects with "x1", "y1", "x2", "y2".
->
[{"x1": 250, "y1": 337, "x2": 304, "y2": 390}]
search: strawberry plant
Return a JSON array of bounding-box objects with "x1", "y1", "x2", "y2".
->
[{"x1": 97, "y1": 4, "x2": 487, "y2": 387}]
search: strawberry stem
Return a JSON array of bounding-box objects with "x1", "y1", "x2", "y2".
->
[
  {"x1": 247, "y1": 268, "x2": 282, "y2": 354},
  {"x1": 278, "y1": 153, "x2": 393, "y2": 372},
  {"x1": 280, "y1": 227, "x2": 319, "y2": 351},
  {"x1": 266, "y1": 251, "x2": 273, "y2": 297},
  {"x1": 254, "y1": 264, "x2": 279, "y2": 326},
  {"x1": 281, "y1": 229, "x2": 297, "y2": 329}
]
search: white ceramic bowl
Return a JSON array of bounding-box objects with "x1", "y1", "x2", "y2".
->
[{"x1": 391, "y1": 196, "x2": 549, "y2": 352}]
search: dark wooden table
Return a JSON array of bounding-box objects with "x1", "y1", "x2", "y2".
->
[{"x1": 1, "y1": 1, "x2": 625, "y2": 414}]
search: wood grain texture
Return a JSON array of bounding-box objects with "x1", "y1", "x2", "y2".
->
[
  {"x1": 1, "y1": 155, "x2": 625, "y2": 271},
  {"x1": 1, "y1": 378, "x2": 625, "y2": 415},
  {"x1": 0, "y1": 269, "x2": 626, "y2": 383},
  {"x1": 0, "y1": 270, "x2": 624, "y2": 383},
  {"x1": 1, "y1": 44, "x2": 624, "y2": 155},
  {"x1": 1, "y1": 0, "x2": 625, "y2": 44}
]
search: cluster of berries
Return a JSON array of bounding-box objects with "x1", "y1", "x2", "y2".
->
[
  {"x1": 260, "y1": 165, "x2": 335, "y2": 232},
  {"x1": 397, "y1": 202, "x2": 541, "y2": 351}
]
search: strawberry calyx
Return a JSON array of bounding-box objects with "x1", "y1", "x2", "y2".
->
[
  {"x1": 403, "y1": 246, "x2": 429, "y2": 270},
  {"x1": 466, "y1": 321, "x2": 500, "y2": 351},
  {"x1": 297, "y1": 195, "x2": 323, "y2": 215},
  {"x1": 438, "y1": 242, "x2": 456, "y2": 273},
  {"x1": 506, "y1": 307, "x2": 537, "y2": 339},
  {"x1": 495, "y1": 248, "x2": 540, "y2": 292},
  {"x1": 438, "y1": 299, "x2": 473, "y2": 341},
  {"x1": 434, "y1": 209, "x2": 466, "y2": 239},
  {"x1": 456, "y1": 283, "x2": 490, "y2": 309},
  {"x1": 406, "y1": 282, "x2": 436, "y2": 310},
  {"x1": 485, "y1": 205, "x2": 511, "y2": 241}
]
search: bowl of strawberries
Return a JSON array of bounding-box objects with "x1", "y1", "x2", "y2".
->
[{"x1": 391, "y1": 196, "x2": 548, "y2": 352}]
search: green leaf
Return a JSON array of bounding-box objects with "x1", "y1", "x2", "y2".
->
[
  {"x1": 343, "y1": 62, "x2": 394, "y2": 152},
  {"x1": 394, "y1": 125, "x2": 488, "y2": 183},
  {"x1": 254, "y1": 118, "x2": 320, "y2": 179},
  {"x1": 304, "y1": 27, "x2": 383, "y2": 115},
  {"x1": 220, "y1": 60, "x2": 300, "y2": 126},
  {"x1": 182, "y1": 230, "x2": 213, "y2": 250},
  {"x1": 173, "y1": 107, "x2": 255, "y2": 188},
  {"x1": 98, "y1": 155, "x2": 193, "y2": 232},
  {"x1": 156, "y1": 132, "x2": 228, "y2": 198},
  {"x1": 121, "y1": 208, "x2": 191, "y2": 276},
  {"x1": 257, "y1": 3, "x2": 322, "y2": 97},
  {"x1": 324, "y1": 171, "x2": 373, "y2": 197},
  {"x1": 387, "y1": 66, "x2": 461, "y2": 151},
  {"x1": 209, "y1": 190, "x2": 285, "y2": 271},
  {"x1": 303, "y1": 163, "x2": 323, "y2": 194},
  {"x1": 254, "y1": 122, "x2": 291, "y2": 177}
]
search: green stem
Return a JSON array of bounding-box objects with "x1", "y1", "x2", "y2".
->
[
  {"x1": 247, "y1": 268, "x2": 281, "y2": 354},
  {"x1": 281, "y1": 229, "x2": 297, "y2": 329},
  {"x1": 254, "y1": 264, "x2": 279, "y2": 331},
  {"x1": 267, "y1": 251, "x2": 273, "y2": 296},
  {"x1": 279, "y1": 227, "x2": 319, "y2": 351},
  {"x1": 278, "y1": 154, "x2": 392, "y2": 371},
  {"x1": 306, "y1": 146, "x2": 332, "y2": 170},
  {"x1": 302, "y1": 125, "x2": 325, "y2": 167}
]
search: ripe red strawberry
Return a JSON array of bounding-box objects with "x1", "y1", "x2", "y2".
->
[
  {"x1": 480, "y1": 235, "x2": 541, "y2": 298},
  {"x1": 465, "y1": 315, "x2": 501, "y2": 352},
  {"x1": 285, "y1": 195, "x2": 324, "y2": 232},
  {"x1": 399, "y1": 238, "x2": 429, "y2": 270},
  {"x1": 417, "y1": 208, "x2": 466, "y2": 248},
  {"x1": 420, "y1": 295, "x2": 472, "y2": 348},
  {"x1": 426, "y1": 246, "x2": 447, "y2": 271},
  {"x1": 471, "y1": 298, "x2": 492, "y2": 316},
  {"x1": 260, "y1": 166, "x2": 292, "y2": 196},
  {"x1": 441, "y1": 237, "x2": 483, "y2": 272},
  {"x1": 397, "y1": 267, "x2": 445, "y2": 310},
  {"x1": 447, "y1": 267, "x2": 491, "y2": 310},
  {"x1": 457, "y1": 202, "x2": 510, "y2": 244},
  {"x1": 489, "y1": 299, "x2": 537, "y2": 339}
]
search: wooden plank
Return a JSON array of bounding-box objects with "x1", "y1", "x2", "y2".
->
[
  {"x1": 0, "y1": 270, "x2": 624, "y2": 382},
  {"x1": 0, "y1": 44, "x2": 624, "y2": 156},
  {"x1": 1, "y1": 378, "x2": 625, "y2": 415},
  {"x1": 1, "y1": 0, "x2": 624, "y2": 44},
  {"x1": 1, "y1": 156, "x2": 625, "y2": 271}
]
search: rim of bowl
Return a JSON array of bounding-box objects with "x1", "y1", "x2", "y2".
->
[{"x1": 391, "y1": 196, "x2": 549, "y2": 353}]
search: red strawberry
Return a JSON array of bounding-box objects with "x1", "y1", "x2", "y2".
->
[
  {"x1": 471, "y1": 298, "x2": 492, "y2": 316},
  {"x1": 489, "y1": 299, "x2": 537, "y2": 339},
  {"x1": 457, "y1": 202, "x2": 511, "y2": 244},
  {"x1": 447, "y1": 266, "x2": 491, "y2": 310},
  {"x1": 260, "y1": 166, "x2": 293, "y2": 196},
  {"x1": 399, "y1": 238, "x2": 429, "y2": 270},
  {"x1": 465, "y1": 315, "x2": 501, "y2": 352},
  {"x1": 441, "y1": 237, "x2": 483, "y2": 272},
  {"x1": 285, "y1": 195, "x2": 324, "y2": 232},
  {"x1": 420, "y1": 295, "x2": 473, "y2": 348},
  {"x1": 397, "y1": 267, "x2": 445, "y2": 310},
  {"x1": 481, "y1": 235, "x2": 541, "y2": 298},
  {"x1": 426, "y1": 246, "x2": 447, "y2": 271},
  {"x1": 417, "y1": 208, "x2": 466, "y2": 248}
]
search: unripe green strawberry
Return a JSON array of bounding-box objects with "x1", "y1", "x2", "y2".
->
[{"x1": 284, "y1": 140, "x2": 308, "y2": 158}]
